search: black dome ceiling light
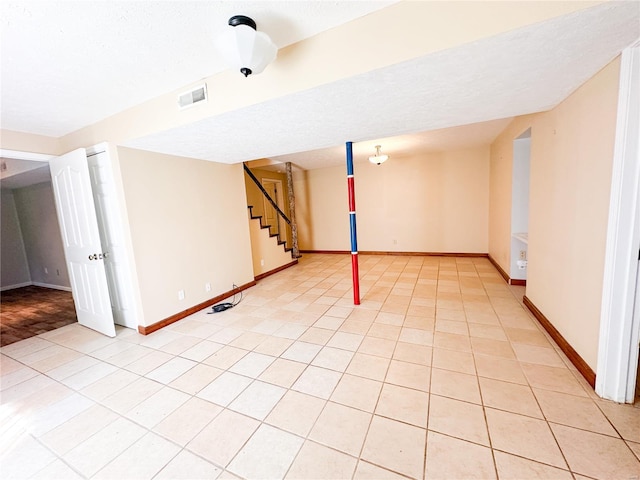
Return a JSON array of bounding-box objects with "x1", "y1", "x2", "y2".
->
[{"x1": 217, "y1": 15, "x2": 277, "y2": 77}]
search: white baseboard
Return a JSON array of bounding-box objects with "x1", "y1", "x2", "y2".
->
[
  {"x1": 32, "y1": 282, "x2": 72, "y2": 292},
  {"x1": 0, "y1": 282, "x2": 32, "y2": 292},
  {"x1": 1, "y1": 282, "x2": 72, "y2": 292}
]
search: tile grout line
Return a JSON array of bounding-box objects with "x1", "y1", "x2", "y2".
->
[
  {"x1": 485, "y1": 261, "x2": 576, "y2": 476},
  {"x1": 470, "y1": 258, "x2": 501, "y2": 480},
  {"x1": 422, "y1": 257, "x2": 440, "y2": 480}
]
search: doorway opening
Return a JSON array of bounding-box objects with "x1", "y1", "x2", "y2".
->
[{"x1": 1, "y1": 152, "x2": 77, "y2": 345}]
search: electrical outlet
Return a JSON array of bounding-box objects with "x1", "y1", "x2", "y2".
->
[
  {"x1": 519, "y1": 250, "x2": 527, "y2": 260},
  {"x1": 205, "y1": 282, "x2": 211, "y2": 292},
  {"x1": 178, "y1": 290, "x2": 185, "y2": 300},
  {"x1": 44, "y1": 267, "x2": 48, "y2": 274},
  {"x1": 393, "y1": 239, "x2": 398, "y2": 245},
  {"x1": 56, "y1": 269, "x2": 60, "y2": 276},
  {"x1": 260, "y1": 259, "x2": 264, "y2": 266}
]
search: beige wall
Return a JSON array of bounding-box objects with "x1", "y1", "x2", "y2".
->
[
  {"x1": 248, "y1": 213, "x2": 294, "y2": 277},
  {"x1": 293, "y1": 169, "x2": 312, "y2": 249},
  {"x1": 489, "y1": 58, "x2": 621, "y2": 370},
  {"x1": 116, "y1": 147, "x2": 254, "y2": 326},
  {"x1": 296, "y1": 165, "x2": 349, "y2": 251},
  {"x1": 13, "y1": 182, "x2": 70, "y2": 288},
  {"x1": 528, "y1": 58, "x2": 621, "y2": 370},
  {"x1": 297, "y1": 147, "x2": 490, "y2": 253},
  {"x1": 0, "y1": 130, "x2": 61, "y2": 155}
]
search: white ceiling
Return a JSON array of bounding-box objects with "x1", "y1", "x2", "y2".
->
[
  {"x1": 256, "y1": 118, "x2": 515, "y2": 173},
  {"x1": 1, "y1": 1, "x2": 639, "y2": 177},
  {"x1": 0, "y1": 0, "x2": 397, "y2": 137},
  {"x1": 125, "y1": 1, "x2": 640, "y2": 170}
]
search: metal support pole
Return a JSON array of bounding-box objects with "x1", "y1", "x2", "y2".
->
[{"x1": 346, "y1": 142, "x2": 361, "y2": 305}]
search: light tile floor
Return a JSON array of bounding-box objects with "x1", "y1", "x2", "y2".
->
[{"x1": 1, "y1": 254, "x2": 639, "y2": 479}]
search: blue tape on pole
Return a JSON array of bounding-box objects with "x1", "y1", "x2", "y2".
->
[
  {"x1": 346, "y1": 142, "x2": 354, "y2": 176},
  {"x1": 350, "y1": 214, "x2": 358, "y2": 252}
]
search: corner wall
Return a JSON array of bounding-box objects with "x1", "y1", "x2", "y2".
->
[
  {"x1": 489, "y1": 57, "x2": 621, "y2": 371},
  {"x1": 528, "y1": 58, "x2": 621, "y2": 371},
  {"x1": 116, "y1": 147, "x2": 255, "y2": 326}
]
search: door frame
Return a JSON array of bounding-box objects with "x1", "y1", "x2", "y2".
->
[
  {"x1": 596, "y1": 43, "x2": 640, "y2": 403},
  {"x1": 0, "y1": 149, "x2": 53, "y2": 163}
]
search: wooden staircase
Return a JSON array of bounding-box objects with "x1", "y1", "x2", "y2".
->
[{"x1": 248, "y1": 205, "x2": 293, "y2": 257}]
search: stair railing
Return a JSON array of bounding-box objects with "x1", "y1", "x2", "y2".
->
[{"x1": 243, "y1": 163, "x2": 293, "y2": 251}]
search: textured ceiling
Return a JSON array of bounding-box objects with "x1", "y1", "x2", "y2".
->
[
  {"x1": 1, "y1": 1, "x2": 639, "y2": 178},
  {"x1": 0, "y1": 0, "x2": 396, "y2": 137},
  {"x1": 125, "y1": 1, "x2": 640, "y2": 170},
  {"x1": 255, "y1": 119, "x2": 515, "y2": 173}
]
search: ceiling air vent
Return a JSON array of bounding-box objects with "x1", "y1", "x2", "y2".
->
[{"x1": 178, "y1": 84, "x2": 207, "y2": 110}]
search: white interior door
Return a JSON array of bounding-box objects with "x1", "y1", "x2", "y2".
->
[
  {"x1": 87, "y1": 150, "x2": 137, "y2": 329},
  {"x1": 49, "y1": 149, "x2": 116, "y2": 337}
]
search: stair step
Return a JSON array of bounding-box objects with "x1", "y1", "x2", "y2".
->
[{"x1": 248, "y1": 205, "x2": 293, "y2": 258}]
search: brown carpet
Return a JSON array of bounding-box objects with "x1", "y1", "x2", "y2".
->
[{"x1": 0, "y1": 286, "x2": 77, "y2": 347}]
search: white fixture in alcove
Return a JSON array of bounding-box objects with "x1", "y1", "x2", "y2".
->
[{"x1": 510, "y1": 129, "x2": 531, "y2": 282}]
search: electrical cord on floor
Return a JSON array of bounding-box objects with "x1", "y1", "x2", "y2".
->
[{"x1": 208, "y1": 284, "x2": 243, "y2": 313}]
